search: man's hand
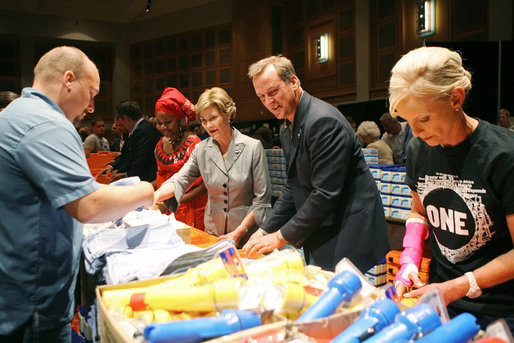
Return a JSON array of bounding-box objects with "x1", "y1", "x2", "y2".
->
[
  {"x1": 243, "y1": 231, "x2": 286, "y2": 258},
  {"x1": 109, "y1": 172, "x2": 126, "y2": 182},
  {"x1": 95, "y1": 165, "x2": 113, "y2": 178}
]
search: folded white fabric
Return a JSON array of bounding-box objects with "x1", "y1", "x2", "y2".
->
[
  {"x1": 82, "y1": 209, "x2": 190, "y2": 284},
  {"x1": 105, "y1": 245, "x2": 201, "y2": 284}
]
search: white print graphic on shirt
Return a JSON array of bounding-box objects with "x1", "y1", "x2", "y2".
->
[{"x1": 417, "y1": 172, "x2": 494, "y2": 264}]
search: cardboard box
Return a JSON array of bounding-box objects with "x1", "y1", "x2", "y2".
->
[
  {"x1": 176, "y1": 226, "x2": 191, "y2": 244},
  {"x1": 293, "y1": 265, "x2": 377, "y2": 340},
  {"x1": 386, "y1": 250, "x2": 431, "y2": 272},
  {"x1": 96, "y1": 275, "x2": 180, "y2": 343},
  {"x1": 96, "y1": 264, "x2": 363, "y2": 342},
  {"x1": 293, "y1": 307, "x2": 364, "y2": 340},
  {"x1": 206, "y1": 319, "x2": 288, "y2": 343},
  {"x1": 207, "y1": 305, "x2": 369, "y2": 342},
  {"x1": 386, "y1": 264, "x2": 429, "y2": 283}
]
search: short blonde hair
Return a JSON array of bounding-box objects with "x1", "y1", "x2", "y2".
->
[
  {"x1": 498, "y1": 108, "x2": 510, "y2": 118},
  {"x1": 357, "y1": 121, "x2": 381, "y2": 140},
  {"x1": 388, "y1": 46, "x2": 472, "y2": 116},
  {"x1": 34, "y1": 46, "x2": 93, "y2": 83},
  {"x1": 247, "y1": 55, "x2": 299, "y2": 86},
  {"x1": 196, "y1": 87, "x2": 237, "y2": 121}
]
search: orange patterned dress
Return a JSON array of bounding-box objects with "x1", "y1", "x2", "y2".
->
[{"x1": 154, "y1": 136, "x2": 207, "y2": 230}]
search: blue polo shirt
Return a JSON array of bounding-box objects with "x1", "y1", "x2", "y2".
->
[{"x1": 0, "y1": 88, "x2": 100, "y2": 334}]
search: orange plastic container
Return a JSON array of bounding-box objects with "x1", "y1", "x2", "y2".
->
[
  {"x1": 87, "y1": 151, "x2": 115, "y2": 170},
  {"x1": 386, "y1": 250, "x2": 431, "y2": 272}
]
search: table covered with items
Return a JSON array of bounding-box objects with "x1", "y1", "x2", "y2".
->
[{"x1": 78, "y1": 208, "x2": 513, "y2": 343}]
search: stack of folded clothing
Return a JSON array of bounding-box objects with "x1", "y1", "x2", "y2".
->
[{"x1": 83, "y1": 209, "x2": 232, "y2": 285}]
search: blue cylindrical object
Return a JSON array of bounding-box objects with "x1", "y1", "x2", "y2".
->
[
  {"x1": 143, "y1": 309, "x2": 261, "y2": 343},
  {"x1": 363, "y1": 303, "x2": 442, "y2": 343},
  {"x1": 297, "y1": 271, "x2": 362, "y2": 323},
  {"x1": 331, "y1": 298, "x2": 401, "y2": 343},
  {"x1": 415, "y1": 313, "x2": 480, "y2": 343}
]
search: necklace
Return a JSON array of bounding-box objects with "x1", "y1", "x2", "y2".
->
[{"x1": 166, "y1": 131, "x2": 183, "y2": 146}]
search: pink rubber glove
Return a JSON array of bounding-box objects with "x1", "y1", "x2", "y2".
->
[{"x1": 395, "y1": 218, "x2": 429, "y2": 288}]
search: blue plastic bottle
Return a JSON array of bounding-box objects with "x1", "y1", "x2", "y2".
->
[
  {"x1": 297, "y1": 270, "x2": 362, "y2": 322},
  {"x1": 415, "y1": 312, "x2": 480, "y2": 343},
  {"x1": 143, "y1": 309, "x2": 261, "y2": 343},
  {"x1": 331, "y1": 298, "x2": 401, "y2": 343},
  {"x1": 363, "y1": 303, "x2": 442, "y2": 343}
]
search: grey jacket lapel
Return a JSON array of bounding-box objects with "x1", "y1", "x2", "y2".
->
[
  {"x1": 225, "y1": 129, "x2": 246, "y2": 172},
  {"x1": 205, "y1": 140, "x2": 227, "y2": 175}
]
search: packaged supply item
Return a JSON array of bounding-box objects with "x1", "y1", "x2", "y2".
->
[
  {"x1": 380, "y1": 170, "x2": 392, "y2": 182},
  {"x1": 265, "y1": 149, "x2": 284, "y2": 157},
  {"x1": 391, "y1": 195, "x2": 412, "y2": 209},
  {"x1": 379, "y1": 182, "x2": 391, "y2": 194},
  {"x1": 143, "y1": 309, "x2": 261, "y2": 343},
  {"x1": 391, "y1": 170, "x2": 406, "y2": 183},
  {"x1": 415, "y1": 312, "x2": 480, "y2": 343},
  {"x1": 381, "y1": 195, "x2": 392, "y2": 206},
  {"x1": 331, "y1": 298, "x2": 401, "y2": 343},
  {"x1": 296, "y1": 271, "x2": 362, "y2": 322},
  {"x1": 391, "y1": 184, "x2": 411, "y2": 196},
  {"x1": 484, "y1": 319, "x2": 514, "y2": 343},
  {"x1": 363, "y1": 303, "x2": 441, "y2": 342},
  {"x1": 369, "y1": 166, "x2": 382, "y2": 180}
]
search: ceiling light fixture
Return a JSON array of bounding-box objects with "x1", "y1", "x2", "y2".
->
[{"x1": 146, "y1": 0, "x2": 151, "y2": 13}]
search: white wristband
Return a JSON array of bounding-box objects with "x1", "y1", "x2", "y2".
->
[{"x1": 465, "y1": 271, "x2": 482, "y2": 298}]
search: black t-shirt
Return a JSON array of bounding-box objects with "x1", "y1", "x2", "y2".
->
[{"x1": 406, "y1": 119, "x2": 514, "y2": 316}]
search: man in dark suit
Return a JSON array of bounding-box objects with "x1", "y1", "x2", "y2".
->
[
  {"x1": 110, "y1": 100, "x2": 161, "y2": 183},
  {"x1": 110, "y1": 115, "x2": 127, "y2": 153},
  {"x1": 244, "y1": 55, "x2": 389, "y2": 273}
]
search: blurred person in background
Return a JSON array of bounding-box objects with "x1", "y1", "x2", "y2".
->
[
  {"x1": 497, "y1": 108, "x2": 514, "y2": 132},
  {"x1": 110, "y1": 115, "x2": 127, "y2": 153},
  {"x1": 252, "y1": 126, "x2": 274, "y2": 149},
  {"x1": 77, "y1": 126, "x2": 91, "y2": 142},
  {"x1": 83, "y1": 118, "x2": 109, "y2": 157},
  {"x1": 108, "y1": 100, "x2": 161, "y2": 183},
  {"x1": 380, "y1": 112, "x2": 408, "y2": 164},
  {"x1": 357, "y1": 120, "x2": 394, "y2": 164},
  {"x1": 345, "y1": 114, "x2": 363, "y2": 147},
  {"x1": 189, "y1": 120, "x2": 209, "y2": 140},
  {"x1": 148, "y1": 116, "x2": 158, "y2": 128},
  {"x1": 0, "y1": 90, "x2": 19, "y2": 112}
]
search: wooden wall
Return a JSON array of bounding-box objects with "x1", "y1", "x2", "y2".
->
[
  {"x1": 129, "y1": 25, "x2": 232, "y2": 116},
  {"x1": 1, "y1": 0, "x2": 511, "y2": 125}
]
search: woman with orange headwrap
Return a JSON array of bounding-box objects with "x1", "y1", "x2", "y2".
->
[{"x1": 154, "y1": 87, "x2": 207, "y2": 230}]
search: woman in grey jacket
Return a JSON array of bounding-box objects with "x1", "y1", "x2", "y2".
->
[{"x1": 155, "y1": 87, "x2": 271, "y2": 247}]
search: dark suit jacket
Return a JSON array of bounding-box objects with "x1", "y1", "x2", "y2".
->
[
  {"x1": 261, "y1": 92, "x2": 389, "y2": 272},
  {"x1": 110, "y1": 133, "x2": 126, "y2": 153},
  {"x1": 118, "y1": 119, "x2": 161, "y2": 182}
]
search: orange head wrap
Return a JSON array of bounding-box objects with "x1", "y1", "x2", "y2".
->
[{"x1": 155, "y1": 87, "x2": 196, "y2": 124}]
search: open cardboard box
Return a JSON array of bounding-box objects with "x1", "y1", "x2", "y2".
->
[
  {"x1": 95, "y1": 227, "x2": 283, "y2": 343},
  {"x1": 96, "y1": 275, "x2": 288, "y2": 343},
  {"x1": 175, "y1": 226, "x2": 191, "y2": 244},
  {"x1": 96, "y1": 262, "x2": 377, "y2": 342},
  {"x1": 207, "y1": 265, "x2": 371, "y2": 342},
  {"x1": 96, "y1": 275, "x2": 180, "y2": 343}
]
